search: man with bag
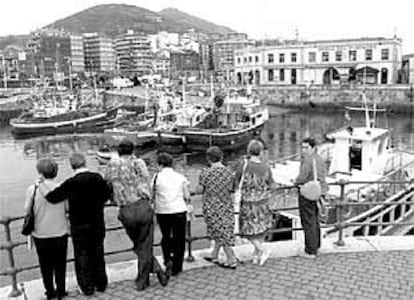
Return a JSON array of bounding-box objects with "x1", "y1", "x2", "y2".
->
[{"x1": 295, "y1": 137, "x2": 327, "y2": 259}]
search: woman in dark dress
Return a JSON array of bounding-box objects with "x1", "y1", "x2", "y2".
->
[
  {"x1": 199, "y1": 146, "x2": 237, "y2": 268},
  {"x1": 235, "y1": 139, "x2": 275, "y2": 266}
]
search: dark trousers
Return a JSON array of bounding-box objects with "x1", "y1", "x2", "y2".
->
[
  {"x1": 118, "y1": 200, "x2": 162, "y2": 289},
  {"x1": 156, "y1": 212, "x2": 187, "y2": 274},
  {"x1": 71, "y1": 224, "x2": 108, "y2": 295},
  {"x1": 298, "y1": 195, "x2": 321, "y2": 255},
  {"x1": 34, "y1": 234, "x2": 68, "y2": 298}
]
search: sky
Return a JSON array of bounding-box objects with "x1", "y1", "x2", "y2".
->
[{"x1": 1, "y1": 0, "x2": 413, "y2": 53}]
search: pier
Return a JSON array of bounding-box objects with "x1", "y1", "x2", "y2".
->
[{"x1": 1, "y1": 180, "x2": 413, "y2": 299}]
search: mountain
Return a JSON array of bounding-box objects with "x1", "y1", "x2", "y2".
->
[
  {"x1": 0, "y1": 35, "x2": 29, "y2": 50},
  {"x1": 159, "y1": 8, "x2": 234, "y2": 35},
  {"x1": 46, "y1": 4, "x2": 235, "y2": 37}
]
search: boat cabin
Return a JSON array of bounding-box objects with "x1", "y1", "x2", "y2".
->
[{"x1": 327, "y1": 126, "x2": 390, "y2": 175}]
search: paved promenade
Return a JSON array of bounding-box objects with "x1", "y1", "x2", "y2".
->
[{"x1": 2, "y1": 236, "x2": 414, "y2": 300}]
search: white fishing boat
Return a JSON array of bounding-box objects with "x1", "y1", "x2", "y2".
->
[{"x1": 269, "y1": 93, "x2": 414, "y2": 239}]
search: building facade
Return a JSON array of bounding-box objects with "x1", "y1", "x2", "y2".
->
[
  {"x1": 115, "y1": 30, "x2": 152, "y2": 77},
  {"x1": 213, "y1": 33, "x2": 254, "y2": 80},
  {"x1": 70, "y1": 35, "x2": 85, "y2": 73},
  {"x1": 234, "y1": 37, "x2": 402, "y2": 85},
  {"x1": 402, "y1": 54, "x2": 414, "y2": 84},
  {"x1": 169, "y1": 50, "x2": 200, "y2": 79},
  {"x1": 83, "y1": 33, "x2": 115, "y2": 74}
]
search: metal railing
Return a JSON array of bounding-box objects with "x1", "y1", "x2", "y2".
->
[{"x1": 1, "y1": 179, "x2": 413, "y2": 297}]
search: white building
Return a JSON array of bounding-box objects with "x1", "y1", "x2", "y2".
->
[
  {"x1": 148, "y1": 31, "x2": 180, "y2": 53},
  {"x1": 115, "y1": 30, "x2": 152, "y2": 76},
  {"x1": 234, "y1": 36, "x2": 402, "y2": 85}
]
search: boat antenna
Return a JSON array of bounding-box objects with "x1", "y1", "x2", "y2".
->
[{"x1": 362, "y1": 91, "x2": 371, "y2": 128}]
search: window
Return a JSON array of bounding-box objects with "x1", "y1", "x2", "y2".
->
[
  {"x1": 249, "y1": 56, "x2": 252, "y2": 63},
  {"x1": 279, "y1": 53, "x2": 285, "y2": 63},
  {"x1": 255, "y1": 56, "x2": 259, "y2": 63},
  {"x1": 308, "y1": 52, "x2": 316, "y2": 63},
  {"x1": 381, "y1": 49, "x2": 389, "y2": 60},
  {"x1": 322, "y1": 52, "x2": 329, "y2": 62},
  {"x1": 365, "y1": 49, "x2": 373, "y2": 61},
  {"x1": 291, "y1": 53, "x2": 297, "y2": 63},
  {"x1": 335, "y1": 51, "x2": 342, "y2": 61},
  {"x1": 349, "y1": 50, "x2": 357, "y2": 61},
  {"x1": 279, "y1": 69, "x2": 285, "y2": 81},
  {"x1": 244, "y1": 57, "x2": 247, "y2": 63},
  {"x1": 237, "y1": 57, "x2": 241, "y2": 64},
  {"x1": 268, "y1": 69, "x2": 274, "y2": 81},
  {"x1": 268, "y1": 53, "x2": 274, "y2": 63},
  {"x1": 291, "y1": 69, "x2": 297, "y2": 84}
]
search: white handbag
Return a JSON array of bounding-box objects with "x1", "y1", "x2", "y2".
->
[{"x1": 300, "y1": 158, "x2": 322, "y2": 201}]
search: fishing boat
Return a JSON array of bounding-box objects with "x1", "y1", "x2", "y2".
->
[
  {"x1": 103, "y1": 86, "x2": 210, "y2": 150},
  {"x1": 10, "y1": 93, "x2": 118, "y2": 138},
  {"x1": 268, "y1": 93, "x2": 414, "y2": 240},
  {"x1": 180, "y1": 87, "x2": 269, "y2": 152}
]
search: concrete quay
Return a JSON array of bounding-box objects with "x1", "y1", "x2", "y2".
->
[{"x1": 1, "y1": 236, "x2": 413, "y2": 300}]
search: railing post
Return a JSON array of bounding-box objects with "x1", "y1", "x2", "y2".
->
[
  {"x1": 186, "y1": 200, "x2": 195, "y2": 262},
  {"x1": 335, "y1": 180, "x2": 346, "y2": 246},
  {"x1": 0, "y1": 216, "x2": 22, "y2": 297}
]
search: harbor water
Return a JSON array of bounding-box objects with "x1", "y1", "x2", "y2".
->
[{"x1": 0, "y1": 107, "x2": 413, "y2": 286}]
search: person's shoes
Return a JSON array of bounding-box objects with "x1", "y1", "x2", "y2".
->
[
  {"x1": 165, "y1": 260, "x2": 173, "y2": 278},
  {"x1": 203, "y1": 257, "x2": 219, "y2": 264},
  {"x1": 157, "y1": 269, "x2": 169, "y2": 287},
  {"x1": 259, "y1": 249, "x2": 271, "y2": 266},
  {"x1": 217, "y1": 261, "x2": 237, "y2": 270},
  {"x1": 298, "y1": 251, "x2": 317, "y2": 259},
  {"x1": 171, "y1": 269, "x2": 182, "y2": 277},
  {"x1": 136, "y1": 282, "x2": 149, "y2": 291},
  {"x1": 56, "y1": 291, "x2": 68, "y2": 300},
  {"x1": 95, "y1": 285, "x2": 107, "y2": 292}
]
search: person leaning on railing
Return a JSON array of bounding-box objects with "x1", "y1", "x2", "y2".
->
[
  {"x1": 197, "y1": 146, "x2": 238, "y2": 269},
  {"x1": 152, "y1": 152, "x2": 191, "y2": 277},
  {"x1": 25, "y1": 158, "x2": 69, "y2": 300},
  {"x1": 235, "y1": 139, "x2": 276, "y2": 266},
  {"x1": 104, "y1": 139, "x2": 169, "y2": 291},
  {"x1": 39, "y1": 152, "x2": 110, "y2": 296}
]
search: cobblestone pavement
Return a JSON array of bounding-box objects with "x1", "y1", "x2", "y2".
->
[{"x1": 64, "y1": 250, "x2": 414, "y2": 300}]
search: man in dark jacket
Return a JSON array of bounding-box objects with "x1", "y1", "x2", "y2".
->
[
  {"x1": 295, "y1": 137, "x2": 327, "y2": 259},
  {"x1": 40, "y1": 152, "x2": 110, "y2": 296}
]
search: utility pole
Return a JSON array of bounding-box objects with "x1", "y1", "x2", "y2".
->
[
  {"x1": 67, "y1": 57, "x2": 73, "y2": 91},
  {"x1": 1, "y1": 55, "x2": 7, "y2": 90}
]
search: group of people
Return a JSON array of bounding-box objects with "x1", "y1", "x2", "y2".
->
[{"x1": 24, "y1": 137, "x2": 327, "y2": 299}]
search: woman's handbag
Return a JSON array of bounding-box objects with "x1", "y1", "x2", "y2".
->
[
  {"x1": 21, "y1": 184, "x2": 38, "y2": 236},
  {"x1": 233, "y1": 159, "x2": 248, "y2": 211},
  {"x1": 300, "y1": 158, "x2": 322, "y2": 201}
]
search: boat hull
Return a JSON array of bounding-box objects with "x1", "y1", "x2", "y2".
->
[
  {"x1": 182, "y1": 122, "x2": 265, "y2": 152},
  {"x1": 10, "y1": 108, "x2": 118, "y2": 138}
]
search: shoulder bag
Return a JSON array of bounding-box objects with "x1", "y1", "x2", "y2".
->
[
  {"x1": 21, "y1": 184, "x2": 38, "y2": 236},
  {"x1": 300, "y1": 158, "x2": 322, "y2": 201}
]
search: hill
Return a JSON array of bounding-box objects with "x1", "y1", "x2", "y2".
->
[
  {"x1": 0, "y1": 35, "x2": 29, "y2": 50},
  {"x1": 159, "y1": 8, "x2": 234, "y2": 35},
  {"x1": 46, "y1": 4, "x2": 235, "y2": 37}
]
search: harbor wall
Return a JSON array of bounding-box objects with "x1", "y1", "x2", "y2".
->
[
  {"x1": 187, "y1": 83, "x2": 414, "y2": 113},
  {"x1": 257, "y1": 84, "x2": 414, "y2": 113}
]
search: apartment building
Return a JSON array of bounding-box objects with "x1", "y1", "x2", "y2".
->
[
  {"x1": 115, "y1": 30, "x2": 152, "y2": 77},
  {"x1": 213, "y1": 33, "x2": 254, "y2": 80},
  {"x1": 83, "y1": 33, "x2": 115, "y2": 74},
  {"x1": 234, "y1": 36, "x2": 402, "y2": 85}
]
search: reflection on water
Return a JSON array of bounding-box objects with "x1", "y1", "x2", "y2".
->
[{"x1": 1, "y1": 110, "x2": 413, "y2": 217}]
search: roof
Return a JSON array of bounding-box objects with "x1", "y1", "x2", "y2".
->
[{"x1": 328, "y1": 127, "x2": 388, "y2": 142}]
